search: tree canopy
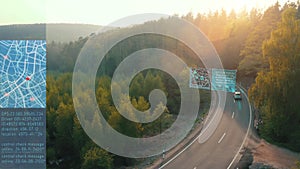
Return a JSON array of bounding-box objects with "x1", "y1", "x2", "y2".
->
[{"x1": 249, "y1": 6, "x2": 300, "y2": 151}]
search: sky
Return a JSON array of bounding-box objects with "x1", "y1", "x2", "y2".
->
[{"x1": 0, "y1": 0, "x2": 298, "y2": 26}]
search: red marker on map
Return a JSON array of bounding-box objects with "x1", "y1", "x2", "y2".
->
[
  {"x1": 3, "y1": 55, "x2": 8, "y2": 59},
  {"x1": 4, "y1": 93, "x2": 9, "y2": 97},
  {"x1": 26, "y1": 76, "x2": 31, "y2": 81},
  {"x1": 30, "y1": 97, "x2": 35, "y2": 101}
]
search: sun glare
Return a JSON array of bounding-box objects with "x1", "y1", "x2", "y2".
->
[
  {"x1": 228, "y1": 1, "x2": 247, "y2": 12},
  {"x1": 0, "y1": 0, "x2": 297, "y2": 25}
]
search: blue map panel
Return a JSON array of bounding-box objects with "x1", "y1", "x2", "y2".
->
[
  {"x1": 211, "y1": 69, "x2": 236, "y2": 93},
  {"x1": 189, "y1": 68, "x2": 210, "y2": 90},
  {"x1": 0, "y1": 40, "x2": 46, "y2": 108}
]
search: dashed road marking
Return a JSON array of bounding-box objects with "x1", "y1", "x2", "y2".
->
[{"x1": 218, "y1": 133, "x2": 226, "y2": 144}]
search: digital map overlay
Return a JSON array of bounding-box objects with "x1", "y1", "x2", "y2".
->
[
  {"x1": 0, "y1": 40, "x2": 46, "y2": 108},
  {"x1": 189, "y1": 67, "x2": 211, "y2": 90},
  {"x1": 189, "y1": 68, "x2": 237, "y2": 93}
]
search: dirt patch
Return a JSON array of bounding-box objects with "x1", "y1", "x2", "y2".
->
[{"x1": 245, "y1": 137, "x2": 300, "y2": 169}]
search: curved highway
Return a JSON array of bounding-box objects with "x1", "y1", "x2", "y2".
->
[{"x1": 160, "y1": 88, "x2": 251, "y2": 169}]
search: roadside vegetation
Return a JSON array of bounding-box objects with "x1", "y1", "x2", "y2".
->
[{"x1": 249, "y1": 5, "x2": 300, "y2": 152}]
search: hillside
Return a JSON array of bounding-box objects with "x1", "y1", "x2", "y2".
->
[{"x1": 0, "y1": 23, "x2": 101, "y2": 42}]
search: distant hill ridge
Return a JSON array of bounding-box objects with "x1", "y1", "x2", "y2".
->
[{"x1": 0, "y1": 23, "x2": 102, "y2": 42}]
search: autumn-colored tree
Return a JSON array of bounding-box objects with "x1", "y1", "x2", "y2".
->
[
  {"x1": 239, "y1": 2, "x2": 281, "y2": 77},
  {"x1": 249, "y1": 7, "x2": 300, "y2": 151}
]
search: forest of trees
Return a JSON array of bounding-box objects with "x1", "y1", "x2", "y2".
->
[
  {"x1": 249, "y1": 5, "x2": 300, "y2": 151},
  {"x1": 43, "y1": 2, "x2": 300, "y2": 168},
  {"x1": 46, "y1": 71, "x2": 209, "y2": 168}
]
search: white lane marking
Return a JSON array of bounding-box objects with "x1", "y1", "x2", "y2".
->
[
  {"x1": 198, "y1": 91, "x2": 225, "y2": 144},
  {"x1": 204, "y1": 91, "x2": 218, "y2": 125},
  {"x1": 232, "y1": 112, "x2": 235, "y2": 119},
  {"x1": 193, "y1": 167, "x2": 197, "y2": 169},
  {"x1": 218, "y1": 133, "x2": 226, "y2": 144},
  {"x1": 234, "y1": 99, "x2": 235, "y2": 103},
  {"x1": 227, "y1": 86, "x2": 252, "y2": 169},
  {"x1": 159, "y1": 91, "x2": 223, "y2": 169}
]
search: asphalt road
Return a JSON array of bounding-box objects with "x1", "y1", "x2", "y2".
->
[{"x1": 161, "y1": 88, "x2": 251, "y2": 169}]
